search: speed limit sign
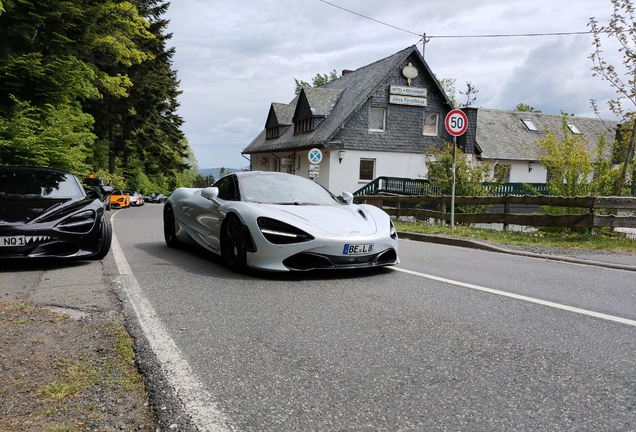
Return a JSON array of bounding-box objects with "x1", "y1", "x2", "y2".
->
[{"x1": 445, "y1": 109, "x2": 468, "y2": 136}]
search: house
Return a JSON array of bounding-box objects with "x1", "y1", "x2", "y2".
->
[
  {"x1": 461, "y1": 108, "x2": 619, "y2": 183},
  {"x1": 243, "y1": 45, "x2": 619, "y2": 194},
  {"x1": 242, "y1": 45, "x2": 457, "y2": 194}
]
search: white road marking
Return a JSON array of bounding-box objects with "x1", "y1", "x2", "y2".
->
[
  {"x1": 110, "y1": 216, "x2": 234, "y2": 431},
  {"x1": 394, "y1": 267, "x2": 636, "y2": 328}
]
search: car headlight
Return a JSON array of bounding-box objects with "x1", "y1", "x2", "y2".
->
[
  {"x1": 257, "y1": 217, "x2": 314, "y2": 244},
  {"x1": 390, "y1": 220, "x2": 397, "y2": 240},
  {"x1": 56, "y1": 210, "x2": 97, "y2": 233}
]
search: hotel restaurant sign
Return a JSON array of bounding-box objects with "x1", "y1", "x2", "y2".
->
[{"x1": 388, "y1": 85, "x2": 427, "y2": 107}]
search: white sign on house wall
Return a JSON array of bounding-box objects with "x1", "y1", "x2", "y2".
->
[
  {"x1": 390, "y1": 85, "x2": 427, "y2": 97},
  {"x1": 389, "y1": 85, "x2": 428, "y2": 107},
  {"x1": 389, "y1": 94, "x2": 428, "y2": 107}
]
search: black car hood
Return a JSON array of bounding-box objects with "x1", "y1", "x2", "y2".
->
[{"x1": 0, "y1": 195, "x2": 76, "y2": 225}]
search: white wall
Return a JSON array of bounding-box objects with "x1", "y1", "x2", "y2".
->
[
  {"x1": 250, "y1": 150, "x2": 429, "y2": 195},
  {"x1": 328, "y1": 150, "x2": 429, "y2": 194},
  {"x1": 484, "y1": 159, "x2": 547, "y2": 183}
]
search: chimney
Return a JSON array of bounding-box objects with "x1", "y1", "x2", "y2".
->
[{"x1": 342, "y1": 69, "x2": 354, "y2": 76}]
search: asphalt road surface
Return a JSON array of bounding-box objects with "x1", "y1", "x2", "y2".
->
[{"x1": 111, "y1": 204, "x2": 636, "y2": 431}]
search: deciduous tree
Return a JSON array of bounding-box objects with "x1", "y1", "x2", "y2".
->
[{"x1": 589, "y1": 0, "x2": 636, "y2": 195}]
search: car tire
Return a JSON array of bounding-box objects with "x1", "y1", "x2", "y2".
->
[
  {"x1": 163, "y1": 205, "x2": 181, "y2": 248},
  {"x1": 91, "y1": 213, "x2": 113, "y2": 260},
  {"x1": 221, "y1": 215, "x2": 247, "y2": 273}
]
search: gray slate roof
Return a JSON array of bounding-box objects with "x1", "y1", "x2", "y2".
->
[
  {"x1": 475, "y1": 109, "x2": 618, "y2": 161},
  {"x1": 243, "y1": 45, "x2": 451, "y2": 154}
]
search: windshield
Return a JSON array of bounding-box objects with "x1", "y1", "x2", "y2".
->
[
  {"x1": 0, "y1": 168, "x2": 82, "y2": 198},
  {"x1": 240, "y1": 173, "x2": 341, "y2": 205}
]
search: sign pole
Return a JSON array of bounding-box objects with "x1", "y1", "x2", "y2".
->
[
  {"x1": 444, "y1": 109, "x2": 468, "y2": 230},
  {"x1": 451, "y1": 136, "x2": 456, "y2": 229}
]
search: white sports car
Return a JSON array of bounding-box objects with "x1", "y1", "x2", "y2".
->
[{"x1": 163, "y1": 171, "x2": 399, "y2": 272}]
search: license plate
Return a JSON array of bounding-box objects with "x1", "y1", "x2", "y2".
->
[
  {"x1": 0, "y1": 236, "x2": 26, "y2": 247},
  {"x1": 343, "y1": 243, "x2": 374, "y2": 255}
]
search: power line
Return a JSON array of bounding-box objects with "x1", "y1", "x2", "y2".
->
[
  {"x1": 317, "y1": 0, "x2": 421, "y2": 37},
  {"x1": 318, "y1": 0, "x2": 592, "y2": 41}
]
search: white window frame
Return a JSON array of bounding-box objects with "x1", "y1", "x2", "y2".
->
[
  {"x1": 368, "y1": 107, "x2": 386, "y2": 132},
  {"x1": 423, "y1": 112, "x2": 439, "y2": 136}
]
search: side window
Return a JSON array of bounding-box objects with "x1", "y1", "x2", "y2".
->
[
  {"x1": 215, "y1": 175, "x2": 239, "y2": 201},
  {"x1": 368, "y1": 107, "x2": 386, "y2": 132},
  {"x1": 359, "y1": 159, "x2": 375, "y2": 181},
  {"x1": 423, "y1": 112, "x2": 439, "y2": 136}
]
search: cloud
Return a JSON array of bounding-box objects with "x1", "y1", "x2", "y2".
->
[{"x1": 206, "y1": 117, "x2": 256, "y2": 136}]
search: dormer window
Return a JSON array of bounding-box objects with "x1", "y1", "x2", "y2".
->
[
  {"x1": 567, "y1": 123, "x2": 581, "y2": 134},
  {"x1": 522, "y1": 119, "x2": 538, "y2": 131},
  {"x1": 266, "y1": 127, "x2": 279, "y2": 139},
  {"x1": 294, "y1": 117, "x2": 314, "y2": 134}
]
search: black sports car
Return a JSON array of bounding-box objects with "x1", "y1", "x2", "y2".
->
[{"x1": 0, "y1": 166, "x2": 113, "y2": 259}]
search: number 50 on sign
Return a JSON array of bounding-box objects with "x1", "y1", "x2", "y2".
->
[{"x1": 445, "y1": 109, "x2": 468, "y2": 137}]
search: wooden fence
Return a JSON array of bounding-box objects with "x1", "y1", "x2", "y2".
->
[{"x1": 354, "y1": 194, "x2": 636, "y2": 230}]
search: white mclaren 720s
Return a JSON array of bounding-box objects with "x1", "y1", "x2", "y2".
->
[{"x1": 163, "y1": 171, "x2": 399, "y2": 272}]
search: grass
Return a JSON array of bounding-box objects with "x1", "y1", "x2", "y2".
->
[
  {"x1": 37, "y1": 361, "x2": 99, "y2": 401},
  {"x1": 394, "y1": 220, "x2": 636, "y2": 253}
]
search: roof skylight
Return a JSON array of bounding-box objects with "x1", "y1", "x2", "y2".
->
[
  {"x1": 567, "y1": 123, "x2": 581, "y2": 134},
  {"x1": 521, "y1": 119, "x2": 538, "y2": 131}
]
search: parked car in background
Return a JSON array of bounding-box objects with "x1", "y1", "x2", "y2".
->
[
  {"x1": 125, "y1": 190, "x2": 144, "y2": 206},
  {"x1": 82, "y1": 175, "x2": 113, "y2": 210},
  {"x1": 109, "y1": 190, "x2": 130, "y2": 209},
  {"x1": 145, "y1": 192, "x2": 166, "y2": 203},
  {"x1": 163, "y1": 171, "x2": 399, "y2": 272},
  {"x1": 0, "y1": 166, "x2": 112, "y2": 260}
]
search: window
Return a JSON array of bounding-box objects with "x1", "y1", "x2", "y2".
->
[
  {"x1": 359, "y1": 159, "x2": 375, "y2": 180},
  {"x1": 214, "y1": 175, "x2": 239, "y2": 201},
  {"x1": 294, "y1": 118, "x2": 314, "y2": 134},
  {"x1": 368, "y1": 107, "x2": 386, "y2": 132},
  {"x1": 567, "y1": 123, "x2": 581, "y2": 134},
  {"x1": 266, "y1": 127, "x2": 279, "y2": 139},
  {"x1": 522, "y1": 119, "x2": 538, "y2": 131},
  {"x1": 423, "y1": 112, "x2": 439, "y2": 136}
]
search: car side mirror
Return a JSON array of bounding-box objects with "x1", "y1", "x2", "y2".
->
[
  {"x1": 100, "y1": 185, "x2": 113, "y2": 196},
  {"x1": 201, "y1": 186, "x2": 219, "y2": 201},
  {"x1": 342, "y1": 191, "x2": 353, "y2": 205}
]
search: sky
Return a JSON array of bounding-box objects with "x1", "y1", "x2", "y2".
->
[{"x1": 163, "y1": 0, "x2": 622, "y2": 170}]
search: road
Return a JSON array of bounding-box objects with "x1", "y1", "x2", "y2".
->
[{"x1": 111, "y1": 204, "x2": 636, "y2": 431}]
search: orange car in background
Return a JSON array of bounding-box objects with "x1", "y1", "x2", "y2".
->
[{"x1": 109, "y1": 189, "x2": 130, "y2": 209}]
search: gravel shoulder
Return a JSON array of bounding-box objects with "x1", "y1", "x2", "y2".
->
[{"x1": 0, "y1": 258, "x2": 156, "y2": 431}]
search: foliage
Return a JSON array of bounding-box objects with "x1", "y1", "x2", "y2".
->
[
  {"x1": 589, "y1": 0, "x2": 636, "y2": 195},
  {"x1": 538, "y1": 114, "x2": 620, "y2": 198},
  {"x1": 0, "y1": 98, "x2": 94, "y2": 173},
  {"x1": 425, "y1": 141, "x2": 493, "y2": 215},
  {"x1": 537, "y1": 114, "x2": 621, "y2": 221},
  {"x1": 538, "y1": 114, "x2": 594, "y2": 199},
  {"x1": 436, "y1": 77, "x2": 457, "y2": 107},
  {"x1": 459, "y1": 81, "x2": 479, "y2": 107},
  {"x1": 0, "y1": 0, "x2": 193, "y2": 185},
  {"x1": 515, "y1": 103, "x2": 541, "y2": 113},
  {"x1": 192, "y1": 173, "x2": 216, "y2": 188},
  {"x1": 294, "y1": 70, "x2": 339, "y2": 94}
]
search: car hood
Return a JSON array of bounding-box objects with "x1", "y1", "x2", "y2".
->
[
  {"x1": 0, "y1": 196, "x2": 75, "y2": 225},
  {"x1": 258, "y1": 203, "x2": 378, "y2": 236}
]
